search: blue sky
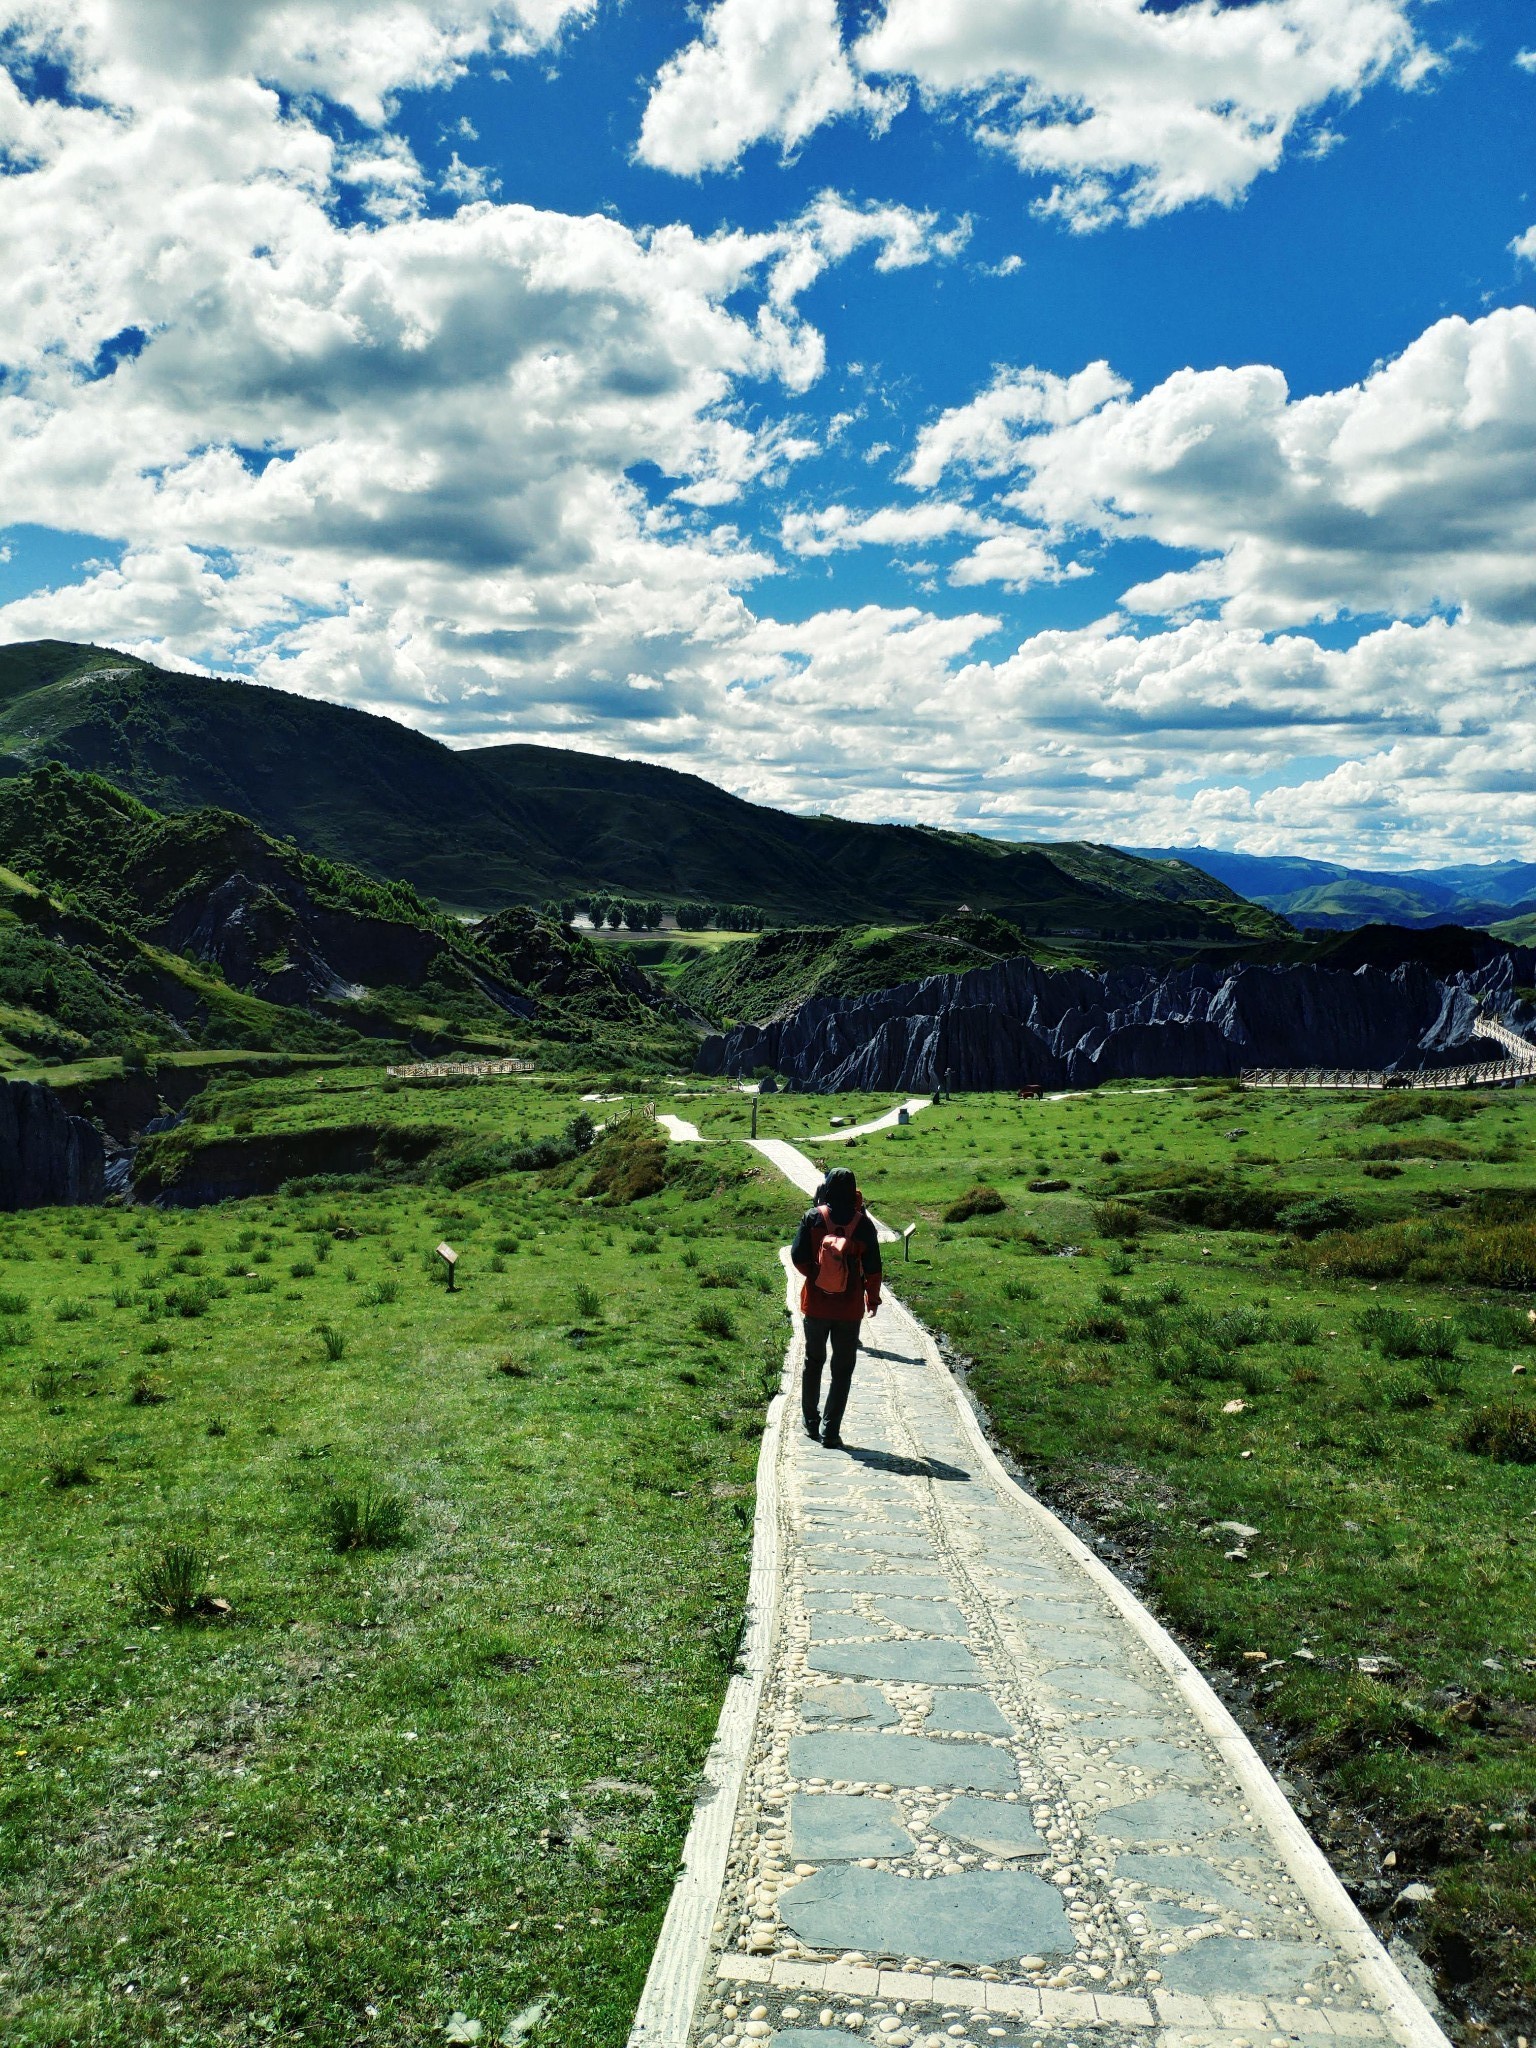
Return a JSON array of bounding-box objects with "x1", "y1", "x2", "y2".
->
[{"x1": 0, "y1": 1, "x2": 1533, "y2": 864}]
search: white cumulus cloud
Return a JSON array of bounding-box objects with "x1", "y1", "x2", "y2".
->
[
  {"x1": 637, "y1": 0, "x2": 905, "y2": 176},
  {"x1": 901, "y1": 309, "x2": 1536, "y2": 630},
  {"x1": 641, "y1": 0, "x2": 1429, "y2": 224}
]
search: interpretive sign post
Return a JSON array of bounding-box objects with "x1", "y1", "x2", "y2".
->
[{"x1": 437, "y1": 1241, "x2": 458, "y2": 1292}]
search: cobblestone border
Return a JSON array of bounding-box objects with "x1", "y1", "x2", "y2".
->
[{"x1": 626, "y1": 1258, "x2": 797, "y2": 2046}]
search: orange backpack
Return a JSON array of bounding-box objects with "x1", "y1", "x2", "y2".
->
[{"x1": 814, "y1": 1205, "x2": 864, "y2": 1295}]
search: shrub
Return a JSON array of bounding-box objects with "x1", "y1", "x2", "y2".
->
[
  {"x1": 1458, "y1": 1302, "x2": 1536, "y2": 1349},
  {"x1": 134, "y1": 1541, "x2": 210, "y2": 1621},
  {"x1": 1423, "y1": 1354, "x2": 1466, "y2": 1397},
  {"x1": 1359, "y1": 1303, "x2": 1458, "y2": 1360},
  {"x1": 583, "y1": 1128, "x2": 666, "y2": 1205},
  {"x1": 945, "y1": 1184, "x2": 1006, "y2": 1223},
  {"x1": 698, "y1": 1303, "x2": 737, "y2": 1341},
  {"x1": 1099, "y1": 1148, "x2": 1121, "y2": 1164},
  {"x1": 165, "y1": 1281, "x2": 214, "y2": 1319},
  {"x1": 1275, "y1": 1312, "x2": 1319, "y2": 1346},
  {"x1": 1379, "y1": 1368, "x2": 1432, "y2": 1411},
  {"x1": 1062, "y1": 1310, "x2": 1129, "y2": 1344},
  {"x1": 1277, "y1": 1195, "x2": 1360, "y2": 1240},
  {"x1": 1464, "y1": 1402, "x2": 1536, "y2": 1463},
  {"x1": 1363, "y1": 1161, "x2": 1403, "y2": 1180},
  {"x1": 316, "y1": 1323, "x2": 346, "y2": 1361},
  {"x1": 1093, "y1": 1200, "x2": 1145, "y2": 1240},
  {"x1": 323, "y1": 1487, "x2": 409, "y2": 1552}
]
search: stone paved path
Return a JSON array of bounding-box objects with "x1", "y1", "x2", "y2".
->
[{"x1": 634, "y1": 1132, "x2": 1446, "y2": 2048}]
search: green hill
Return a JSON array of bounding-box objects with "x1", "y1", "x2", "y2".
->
[
  {"x1": 0, "y1": 764, "x2": 690, "y2": 1072},
  {"x1": 0, "y1": 640, "x2": 1284, "y2": 945}
]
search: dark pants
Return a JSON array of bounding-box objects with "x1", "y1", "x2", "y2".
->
[{"x1": 803, "y1": 1315, "x2": 861, "y2": 1435}]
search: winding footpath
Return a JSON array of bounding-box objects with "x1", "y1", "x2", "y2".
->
[{"x1": 630, "y1": 1115, "x2": 1448, "y2": 2048}]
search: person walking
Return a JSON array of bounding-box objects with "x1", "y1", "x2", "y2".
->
[{"x1": 790, "y1": 1164, "x2": 882, "y2": 1450}]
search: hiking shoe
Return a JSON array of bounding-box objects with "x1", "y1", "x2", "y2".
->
[
  {"x1": 821, "y1": 1428, "x2": 844, "y2": 1451},
  {"x1": 802, "y1": 1415, "x2": 822, "y2": 1441}
]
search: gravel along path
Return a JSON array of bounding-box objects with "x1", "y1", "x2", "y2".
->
[{"x1": 632, "y1": 1131, "x2": 1449, "y2": 2048}]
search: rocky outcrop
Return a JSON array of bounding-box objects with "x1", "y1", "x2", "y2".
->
[
  {"x1": 0, "y1": 1080, "x2": 105, "y2": 1208},
  {"x1": 698, "y1": 952, "x2": 1533, "y2": 1091}
]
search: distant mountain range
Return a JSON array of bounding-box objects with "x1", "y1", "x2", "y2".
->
[
  {"x1": 1133, "y1": 846, "x2": 1536, "y2": 934},
  {"x1": 0, "y1": 640, "x2": 1278, "y2": 949}
]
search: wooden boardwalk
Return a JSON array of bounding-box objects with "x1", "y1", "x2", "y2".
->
[{"x1": 1242, "y1": 1016, "x2": 1536, "y2": 1092}]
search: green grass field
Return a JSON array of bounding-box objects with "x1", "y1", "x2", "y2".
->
[
  {"x1": 784, "y1": 1080, "x2": 1536, "y2": 2027},
  {"x1": 0, "y1": 1090, "x2": 800, "y2": 2047}
]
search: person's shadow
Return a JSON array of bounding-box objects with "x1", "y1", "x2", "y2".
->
[{"x1": 843, "y1": 1444, "x2": 971, "y2": 1483}]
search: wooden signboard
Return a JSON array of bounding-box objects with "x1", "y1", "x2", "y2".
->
[{"x1": 437, "y1": 1241, "x2": 458, "y2": 1290}]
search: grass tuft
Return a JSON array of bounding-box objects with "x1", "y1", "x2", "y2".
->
[
  {"x1": 133, "y1": 1541, "x2": 210, "y2": 1622},
  {"x1": 322, "y1": 1486, "x2": 410, "y2": 1552}
]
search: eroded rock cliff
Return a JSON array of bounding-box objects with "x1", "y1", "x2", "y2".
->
[
  {"x1": 0, "y1": 1079, "x2": 105, "y2": 1208},
  {"x1": 698, "y1": 953, "x2": 1534, "y2": 1091}
]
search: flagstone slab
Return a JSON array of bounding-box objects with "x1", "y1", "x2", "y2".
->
[
  {"x1": 1112, "y1": 1738, "x2": 1210, "y2": 1781},
  {"x1": 805, "y1": 1566, "x2": 952, "y2": 1587},
  {"x1": 1113, "y1": 1852, "x2": 1267, "y2": 1911},
  {"x1": 791, "y1": 1792, "x2": 914, "y2": 1862},
  {"x1": 925, "y1": 1688, "x2": 1012, "y2": 1736},
  {"x1": 1019, "y1": 1628, "x2": 1121, "y2": 1662},
  {"x1": 866, "y1": 1597, "x2": 970, "y2": 1635},
  {"x1": 1039, "y1": 1665, "x2": 1159, "y2": 1709},
  {"x1": 809, "y1": 1638, "x2": 984, "y2": 1686},
  {"x1": 789, "y1": 1732, "x2": 1019, "y2": 1791},
  {"x1": 776, "y1": 1866, "x2": 1072, "y2": 1966},
  {"x1": 932, "y1": 1794, "x2": 1047, "y2": 1859},
  {"x1": 1157, "y1": 1936, "x2": 1334, "y2": 1997},
  {"x1": 809, "y1": 1613, "x2": 897, "y2": 1644},
  {"x1": 799, "y1": 1684, "x2": 898, "y2": 1728},
  {"x1": 1097, "y1": 1792, "x2": 1247, "y2": 1842}
]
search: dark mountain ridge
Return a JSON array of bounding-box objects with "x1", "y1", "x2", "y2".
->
[{"x1": 0, "y1": 639, "x2": 1276, "y2": 940}]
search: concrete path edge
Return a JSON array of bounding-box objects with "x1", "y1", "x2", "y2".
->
[
  {"x1": 625, "y1": 1263, "x2": 797, "y2": 2047},
  {"x1": 892, "y1": 1287, "x2": 1451, "y2": 2048}
]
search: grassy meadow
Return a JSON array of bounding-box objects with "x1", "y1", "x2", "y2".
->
[{"x1": 0, "y1": 1079, "x2": 799, "y2": 2047}]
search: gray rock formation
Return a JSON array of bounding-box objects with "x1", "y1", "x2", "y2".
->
[
  {"x1": 0, "y1": 1080, "x2": 105, "y2": 1208},
  {"x1": 698, "y1": 953, "x2": 1530, "y2": 1091}
]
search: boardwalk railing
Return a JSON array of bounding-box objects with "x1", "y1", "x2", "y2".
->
[
  {"x1": 1243, "y1": 1015, "x2": 1536, "y2": 1092},
  {"x1": 385, "y1": 1058, "x2": 535, "y2": 1079}
]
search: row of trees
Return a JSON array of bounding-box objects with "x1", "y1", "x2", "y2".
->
[{"x1": 542, "y1": 895, "x2": 773, "y2": 932}]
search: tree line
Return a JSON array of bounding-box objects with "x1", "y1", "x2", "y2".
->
[{"x1": 541, "y1": 895, "x2": 772, "y2": 932}]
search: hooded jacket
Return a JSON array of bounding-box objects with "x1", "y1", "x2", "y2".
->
[{"x1": 790, "y1": 1183, "x2": 883, "y2": 1322}]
